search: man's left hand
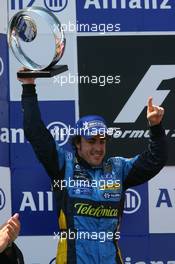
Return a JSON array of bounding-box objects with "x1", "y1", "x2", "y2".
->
[{"x1": 147, "y1": 97, "x2": 164, "y2": 126}]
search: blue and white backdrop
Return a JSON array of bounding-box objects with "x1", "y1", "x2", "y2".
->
[{"x1": 0, "y1": 0, "x2": 175, "y2": 263}]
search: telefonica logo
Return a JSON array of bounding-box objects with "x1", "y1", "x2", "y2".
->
[
  {"x1": 74, "y1": 203, "x2": 118, "y2": 217},
  {"x1": 84, "y1": 0, "x2": 172, "y2": 10}
]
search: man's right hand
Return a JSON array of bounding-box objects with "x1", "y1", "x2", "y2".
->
[{"x1": 17, "y1": 67, "x2": 36, "y2": 85}]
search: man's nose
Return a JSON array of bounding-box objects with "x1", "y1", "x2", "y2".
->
[{"x1": 94, "y1": 142, "x2": 103, "y2": 151}]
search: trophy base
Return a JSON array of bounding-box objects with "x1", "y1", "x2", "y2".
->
[{"x1": 17, "y1": 65, "x2": 68, "y2": 78}]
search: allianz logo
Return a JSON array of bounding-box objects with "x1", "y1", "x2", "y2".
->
[
  {"x1": 19, "y1": 191, "x2": 53, "y2": 211},
  {"x1": 0, "y1": 121, "x2": 69, "y2": 145},
  {"x1": 84, "y1": 0, "x2": 172, "y2": 10},
  {"x1": 124, "y1": 189, "x2": 141, "y2": 214}
]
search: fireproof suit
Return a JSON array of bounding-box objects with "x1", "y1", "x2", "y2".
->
[{"x1": 21, "y1": 84, "x2": 168, "y2": 264}]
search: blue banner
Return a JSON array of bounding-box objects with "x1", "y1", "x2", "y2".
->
[
  {"x1": 120, "y1": 234, "x2": 175, "y2": 262},
  {"x1": 11, "y1": 167, "x2": 58, "y2": 235},
  {"x1": 121, "y1": 185, "x2": 149, "y2": 236},
  {"x1": 76, "y1": 0, "x2": 175, "y2": 32},
  {"x1": 0, "y1": 34, "x2": 9, "y2": 167}
]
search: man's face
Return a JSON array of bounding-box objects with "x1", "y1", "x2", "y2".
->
[{"x1": 76, "y1": 135, "x2": 106, "y2": 167}]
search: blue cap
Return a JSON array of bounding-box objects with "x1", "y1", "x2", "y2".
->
[{"x1": 75, "y1": 115, "x2": 107, "y2": 139}]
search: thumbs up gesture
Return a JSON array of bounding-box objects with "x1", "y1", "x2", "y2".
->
[{"x1": 147, "y1": 97, "x2": 164, "y2": 126}]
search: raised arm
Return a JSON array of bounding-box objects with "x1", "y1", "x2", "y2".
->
[
  {"x1": 123, "y1": 97, "x2": 168, "y2": 189},
  {"x1": 20, "y1": 76, "x2": 60, "y2": 180}
]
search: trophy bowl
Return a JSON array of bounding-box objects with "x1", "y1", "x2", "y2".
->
[{"x1": 8, "y1": 6, "x2": 68, "y2": 78}]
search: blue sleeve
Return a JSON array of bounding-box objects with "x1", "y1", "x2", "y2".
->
[{"x1": 55, "y1": 142, "x2": 66, "y2": 171}]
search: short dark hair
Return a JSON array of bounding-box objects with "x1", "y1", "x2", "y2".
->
[{"x1": 70, "y1": 135, "x2": 81, "y2": 150}]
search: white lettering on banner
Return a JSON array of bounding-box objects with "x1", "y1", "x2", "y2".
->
[
  {"x1": 124, "y1": 257, "x2": 175, "y2": 264},
  {"x1": 20, "y1": 192, "x2": 53, "y2": 211},
  {"x1": 84, "y1": 0, "x2": 171, "y2": 9},
  {"x1": 0, "y1": 122, "x2": 70, "y2": 145},
  {"x1": 0, "y1": 57, "x2": 4, "y2": 77},
  {"x1": 84, "y1": 0, "x2": 101, "y2": 8},
  {"x1": 114, "y1": 65, "x2": 175, "y2": 123},
  {"x1": 0, "y1": 126, "x2": 175, "y2": 143},
  {"x1": 0, "y1": 128, "x2": 24, "y2": 143}
]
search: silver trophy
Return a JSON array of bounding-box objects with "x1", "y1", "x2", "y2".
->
[{"x1": 8, "y1": 6, "x2": 68, "y2": 78}]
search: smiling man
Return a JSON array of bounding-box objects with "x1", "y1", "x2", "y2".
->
[
  {"x1": 19, "y1": 75, "x2": 167, "y2": 264},
  {"x1": 73, "y1": 115, "x2": 107, "y2": 167}
]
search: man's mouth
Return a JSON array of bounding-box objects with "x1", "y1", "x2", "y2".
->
[{"x1": 92, "y1": 153, "x2": 103, "y2": 158}]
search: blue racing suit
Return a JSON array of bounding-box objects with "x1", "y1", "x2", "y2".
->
[{"x1": 21, "y1": 84, "x2": 168, "y2": 264}]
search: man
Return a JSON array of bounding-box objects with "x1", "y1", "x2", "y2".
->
[
  {"x1": 0, "y1": 213, "x2": 24, "y2": 263},
  {"x1": 20, "y1": 76, "x2": 167, "y2": 264}
]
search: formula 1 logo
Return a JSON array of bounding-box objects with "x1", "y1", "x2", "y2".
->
[
  {"x1": 114, "y1": 65, "x2": 175, "y2": 123},
  {"x1": 47, "y1": 121, "x2": 69, "y2": 146},
  {"x1": 44, "y1": 0, "x2": 68, "y2": 12},
  {"x1": 0, "y1": 188, "x2": 6, "y2": 210},
  {"x1": 124, "y1": 188, "x2": 141, "y2": 214},
  {"x1": 0, "y1": 57, "x2": 4, "y2": 77}
]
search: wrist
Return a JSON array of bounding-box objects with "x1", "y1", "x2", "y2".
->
[
  {"x1": 22, "y1": 81, "x2": 35, "y2": 85},
  {"x1": 22, "y1": 83, "x2": 36, "y2": 97}
]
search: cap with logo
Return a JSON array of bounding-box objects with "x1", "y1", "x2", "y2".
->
[{"x1": 75, "y1": 115, "x2": 108, "y2": 140}]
